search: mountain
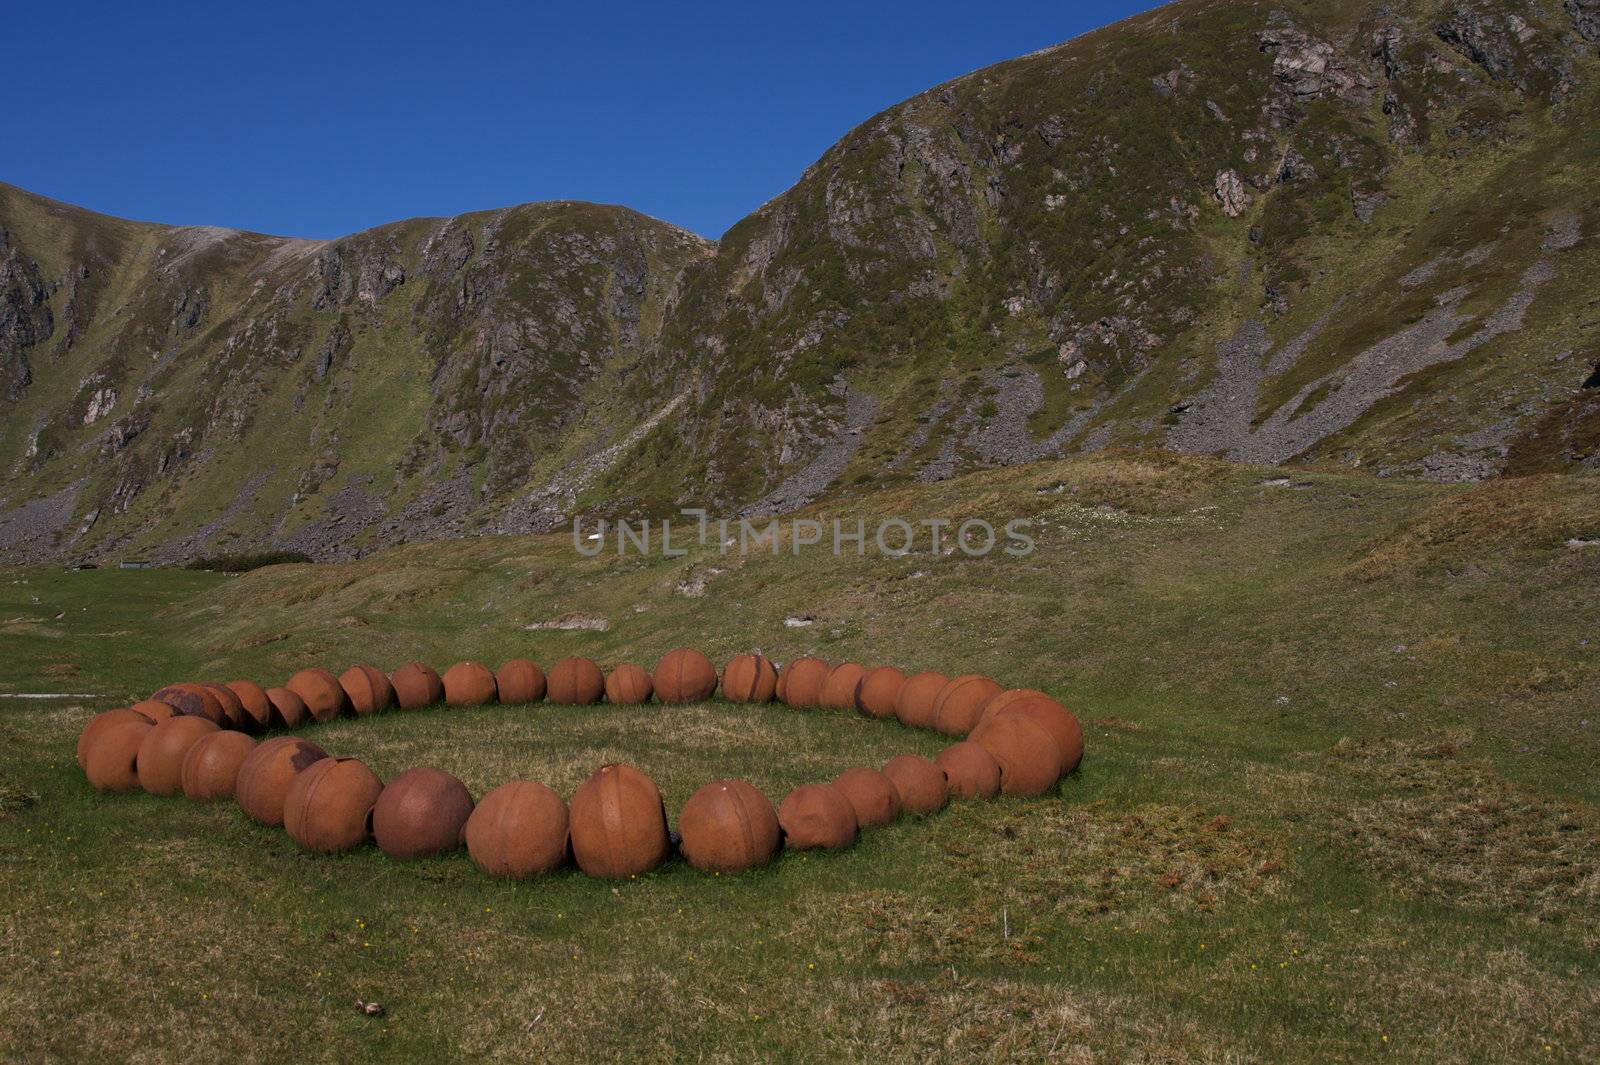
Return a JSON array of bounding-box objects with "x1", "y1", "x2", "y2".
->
[{"x1": 3, "y1": 0, "x2": 1598, "y2": 563}]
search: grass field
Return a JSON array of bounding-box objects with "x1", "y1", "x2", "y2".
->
[{"x1": 2, "y1": 451, "x2": 1598, "y2": 1063}]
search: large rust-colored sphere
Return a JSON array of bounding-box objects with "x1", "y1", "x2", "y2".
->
[
  {"x1": 265, "y1": 686, "x2": 310, "y2": 729},
  {"x1": 284, "y1": 757, "x2": 385, "y2": 854},
  {"x1": 831, "y1": 767, "x2": 902, "y2": 829},
  {"x1": 568, "y1": 764, "x2": 670, "y2": 878},
  {"x1": 151, "y1": 683, "x2": 224, "y2": 724},
  {"x1": 855, "y1": 666, "x2": 906, "y2": 719},
  {"x1": 77, "y1": 708, "x2": 149, "y2": 770},
  {"x1": 442, "y1": 661, "x2": 497, "y2": 707},
  {"x1": 935, "y1": 741, "x2": 1002, "y2": 800},
  {"x1": 202, "y1": 683, "x2": 249, "y2": 730},
  {"x1": 180, "y1": 731, "x2": 257, "y2": 801},
  {"x1": 548, "y1": 657, "x2": 605, "y2": 705},
  {"x1": 464, "y1": 781, "x2": 571, "y2": 878},
  {"x1": 604, "y1": 664, "x2": 653, "y2": 705},
  {"x1": 83, "y1": 718, "x2": 154, "y2": 792},
  {"x1": 819, "y1": 662, "x2": 867, "y2": 711},
  {"x1": 931, "y1": 674, "x2": 1002, "y2": 737},
  {"x1": 777, "y1": 783, "x2": 859, "y2": 850},
  {"x1": 777, "y1": 657, "x2": 830, "y2": 709},
  {"x1": 390, "y1": 662, "x2": 444, "y2": 709},
  {"x1": 224, "y1": 681, "x2": 274, "y2": 731},
  {"x1": 894, "y1": 671, "x2": 949, "y2": 729},
  {"x1": 721, "y1": 654, "x2": 778, "y2": 703},
  {"x1": 136, "y1": 716, "x2": 221, "y2": 796},
  {"x1": 969, "y1": 716, "x2": 1061, "y2": 796},
  {"x1": 654, "y1": 647, "x2": 718, "y2": 704},
  {"x1": 340, "y1": 665, "x2": 396, "y2": 715},
  {"x1": 286, "y1": 669, "x2": 348, "y2": 722},
  {"x1": 495, "y1": 659, "x2": 547, "y2": 704},
  {"x1": 880, "y1": 754, "x2": 948, "y2": 815},
  {"x1": 131, "y1": 699, "x2": 179, "y2": 724},
  {"x1": 371, "y1": 767, "x2": 474, "y2": 860},
  {"x1": 989, "y1": 695, "x2": 1085, "y2": 774},
  {"x1": 235, "y1": 736, "x2": 330, "y2": 825},
  {"x1": 679, "y1": 779, "x2": 781, "y2": 874},
  {"x1": 976, "y1": 688, "x2": 1052, "y2": 724}
]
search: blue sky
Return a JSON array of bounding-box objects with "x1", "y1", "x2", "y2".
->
[{"x1": 11, "y1": 1, "x2": 1161, "y2": 240}]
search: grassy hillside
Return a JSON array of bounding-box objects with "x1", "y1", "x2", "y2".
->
[{"x1": 2, "y1": 451, "x2": 1597, "y2": 1062}]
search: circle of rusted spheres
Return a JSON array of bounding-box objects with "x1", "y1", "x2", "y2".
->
[
  {"x1": 442, "y1": 661, "x2": 497, "y2": 707},
  {"x1": 136, "y1": 715, "x2": 221, "y2": 796},
  {"x1": 285, "y1": 757, "x2": 386, "y2": 853},
  {"x1": 777, "y1": 783, "x2": 858, "y2": 850},
  {"x1": 390, "y1": 662, "x2": 444, "y2": 709},
  {"x1": 569, "y1": 764, "x2": 670, "y2": 877},
  {"x1": 679, "y1": 779, "x2": 781, "y2": 873},
  {"x1": 654, "y1": 647, "x2": 718, "y2": 704},
  {"x1": 548, "y1": 657, "x2": 605, "y2": 705},
  {"x1": 181, "y1": 731, "x2": 258, "y2": 801},
  {"x1": 464, "y1": 781, "x2": 571, "y2": 878},
  {"x1": 777, "y1": 657, "x2": 830, "y2": 709},
  {"x1": 604, "y1": 664, "x2": 653, "y2": 705},
  {"x1": 496, "y1": 659, "x2": 546, "y2": 704},
  {"x1": 371, "y1": 766, "x2": 474, "y2": 860},
  {"x1": 236, "y1": 736, "x2": 330, "y2": 826},
  {"x1": 721, "y1": 654, "x2": 778, "y2": 703}
]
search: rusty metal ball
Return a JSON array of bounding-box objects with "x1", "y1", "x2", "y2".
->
[
  {"x1": 131, "y1": 699, "x2": 179, "y2": 724},
  {"x1": 284, "y1": 757, "x2": 385, "y2": 853},
  {"x1": 265, "y1": 686, "x2": 310, "y2": 729},
  {"x1": 976, "y1": 688, "x2": 1052, "y2": 723},
  {"x1": 286, "y1": 669, "x2": 348, "y2": 722},
  {"x1": 224, "y1": 681, "x2": 274, "y2": 731},
  {"x1": 78, "y1": 708, "x2": 149, "y2": 770},
  {"x1": 464, "y1": 780, "x2": 571, "y2": 878},
  {"x1": 819, "y1": 662, "x2": 867, "y2": 711},
  {"x1": 679, "y1": 779, "x2": 781, "y2": 874},
  {"x1": 991, "y1": 696, "x2": 1084, "y2": 775},
  {"x1": 83, "y1": 718, "x2": 154, "y2": 791},
  {"x1": 390, "y1": 662, "x2": 444, "y2": 709},
  {"x1": 235, "y1": 736, "x2": 330, "y2": 825},
  {"x1": 180, "y1": 731, "x2": 258, "y2": 801},
  {"x1": 548, "y1": 657, "x2": 605, "y2": 705},
  {"x1": 495, "y1": 659, "x2": 547, "y2": 704},
  {"x1": 894, "y1": 671, "x2": 949, "y2": 729},
  {"x1": 831, "y1": 767, "x2": 902, "y2": 829},
  {"x1": 136, "y1": 715, "x2": 221, "y2": 796},
  {"x1": 969, "y1": 716, "x2": 1062, "y2": 796},
  {"x1": 777, "y1": 657, "x2": 830, "y2": 709},
  {"x1": 777, "y1": 783, "x2": 859, "y2": 850},
  {"x1": 931, "y1": 674, "x2": 1002, "y2": 737},
  {"x1": 340, "y1": 665, "x2": 395, "y2": 715},
  {"x1": 371, "y1": 766, "x2": 474, "y2": 860},
  {"x1": 569, "y1": 764, "x2": 670, "y2": 878},
  {"x1": 653, "y1": 647, "x2": 717, "y2": 704},
  {"x1": 151, "y1": 683, "x2": 224, "y2": 724},
  {"x1": 855, "y1": 666, "x2": 906, "y2": 719},
  {"x1": 935, "y1": 741, "x2": 1002, "y2": 800},
  {"x1": 442, "y1": 661, "x2": 497, "y2": 707},
  {"x1": 880, "y1": 754, "x2": 948, "y2": 815},
  {"x1": 604, "y1": 664, "x2": 653, "y2": 705},
  {"x1": 721, "y1": 654, "x2": 778, "y2": 703},
  {"x1": 202, "y1": 682, "x2": 248, "y2": 729}
]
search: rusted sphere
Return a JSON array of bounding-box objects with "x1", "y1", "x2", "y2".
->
[
  {"x1": 777, "y1": 657, "x2": 830, "y2": 709},
  {"x1": 931, "y1": 674, "x2": 1002, "y2": 737},
  {"x1": 202, "y1": 682, "x2": 248, "y2": 730},
  {"x1": 604, "y1": 664, "x2": 653, "y2": 705},
  {"x1": 654, "y1": 647, "x2": 718, "y2": 704},
  {"x1": 679, "y1": 779, "x2": 781, "y2": 874},
  {"x1": 441, "y1": 661, "x2": 497, "y2": 707},
  {"x1": 83, "y1": 718, "x2": 154, "y2": 792},
  {"x1": 569, "y1": 764, "x2": 670, "y2": 878},
  {"x1": 969, "y1": 716, "x2": 1062, "y2": 796},
  {"x1": 935, "y1": 741, "x2": 1002, "y2": 800},
  {"x1": 151, "y1": 683, "x2": 224, "y2": 724},
  {"x1": 224, "y1": 681, "x2": 274, "y2": 731},
  {"x1": 131, "y1": 699, "x2": 179, "y2": 724},
  {"x1": 464, "y1": 781, "x2": 571, "y2": 878},
  {"x1": 721, "y1": 654, "x2": 778, "y2": 703},
  {"x1": 265, "y1": 686, "x2": 310, "y2": 729},
  {"x1": 180, "y1": 731, "x2": 258, "y2": 801},
  {"x1": 284, "y1": 757, "x2": 385, "y2": 854},
  {"x1": 495, "y1": 659, "x2": 547, "y2": 704},
  {"x1": 819, "y1": 662, "x2": 867, "y2": 711},
  {"x1": 235, "y1": 736, "x2": 330, "y2": 826},
  {"x1": 894, "y1": 671, "x2": 950, "y2": 730},
  {"x1": 77, "y1": 708, "x2": 149, "y2": 770},
  {"x1": 777, "y1": 783, "x2": 858, "y2": 850},
  {"x1": 371, "y1": 767, "x2": 474, "y2": 860},
  {"x1": 991, "y1": 695, "x2": 1085, "y2": 774},
  {"x1": 880, "y1": 754, "x2": 949, "y2": 815},
  {"x1": 855, "y1": 666, "x2": 907, "y2": 719},
  {"x1": 831, "y1": 767, "x2": 902, "y2": 829},
  {"x1": 548, "y1": 657, "x2": 605, "y2": 705},
  {"x1": 390, "y1": 662, "x2": 444, "y2": 710},
  {"x1": 136, "y1": 716, "x2": 221, "y2": 796},
  {"x1": 339, "y1": 665, "x2": 395, "y2": 716},
  {"x1": 286, "y1": 669, "x2": 348, "y2": 723},
  {"x1": 976, "y1": 688, "x2": 1052, "y2": 724}
]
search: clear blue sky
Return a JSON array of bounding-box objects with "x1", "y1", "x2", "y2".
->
[{"x1": 11, "y1": 1, "x2": 1161, "y2": 240}]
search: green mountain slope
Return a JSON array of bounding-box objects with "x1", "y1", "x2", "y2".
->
[{"x1": 3, "y1": 0, "x2": 1598, "y2": 562}]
